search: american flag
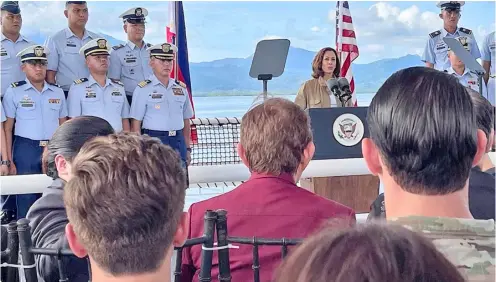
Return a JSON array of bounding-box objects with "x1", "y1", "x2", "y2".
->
[{"x1": 336, "y1": 1, "x2": 359, "y2": 106}]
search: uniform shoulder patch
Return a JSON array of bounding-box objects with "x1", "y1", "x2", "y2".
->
[
  {"x1": 175, "y1": 80, "x2": 187, "y2": 88},
  {"x1": 10, "y1": 81, "x2": 26, "y2": 88},
  {"x1": 138, "y1": 79, "x2": 152, "y2": 88},
  {"x1": 459, "y1": 27, "x2": 472, "y2": 35},
  {"x1": 429, "y1": 30, "x2": 441, "y2": 38},
  {"x1": 112, "y1": 44, "x2": 124, "y2": 51},
  {"x1": 110, "y1": 78, "x2": 124, "y2": 86},
  {"x1": 73, "y1": 78, "x2": 88, "y2": 85}
]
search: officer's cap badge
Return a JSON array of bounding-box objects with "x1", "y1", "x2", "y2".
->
[
  {"x1": 97, "y1": 39, "x2": 107, "y2": 49},
  {"x1": 34, "y1": 46, "x2": 44, "y2": 57}
]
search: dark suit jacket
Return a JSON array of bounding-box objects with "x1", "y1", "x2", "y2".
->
[
  {"x1": 181, "y1": 172, "x2": 356, "y2": 282},
  {"x1": 27, "y1": 179, "x2": 89, "y2": 282},
  {"x1": 469, "y1": 167, "x2": 495, "y2": 220}
]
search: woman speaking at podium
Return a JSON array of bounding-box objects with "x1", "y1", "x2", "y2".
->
[{"x1": 294, "y1": 47, "x2": 354, "y2": 109}]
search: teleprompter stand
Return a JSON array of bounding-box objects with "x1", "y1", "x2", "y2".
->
[
  {"x1": 249, "y1": 39, "x2": 290, "y2": 100},
  {"x1": 444, "y1": 37, "x2": 486, "y2": 95}
]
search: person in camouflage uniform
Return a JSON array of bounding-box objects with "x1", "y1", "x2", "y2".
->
[{"x1": 361, "y1": 66, "x2": 495, "y2": 281}]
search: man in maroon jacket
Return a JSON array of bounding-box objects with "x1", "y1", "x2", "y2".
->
[{"x1": 181, "y1": 98, "x2": 356, "y2": 282}]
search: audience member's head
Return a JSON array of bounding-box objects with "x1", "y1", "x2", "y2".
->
[
  {"x1": 466, "y1": 88, "x2": 495, "y2": 154},
  {"x1": 362, "y1": 67, "x2": 486, "y2": 218},
  {"x1": 64, "y1": 133, "x2": 188, "y2": 282},
  {"x1": 273, "y1": 223, "x2": 465, "y2": 282},
  {"x1": 238, "y1": 98, "x2": 314, "y2": 181},
  {"x1": 43, "y1": 116, "x2": 114, "y2": 181}
]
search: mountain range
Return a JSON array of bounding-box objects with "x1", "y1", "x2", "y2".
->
[
  {"x1": 189, "y1": 47, "x2": 424, "y2": 95},
  {"x1": 29, "y1": 32, "x2": 424, "y2": 95}
]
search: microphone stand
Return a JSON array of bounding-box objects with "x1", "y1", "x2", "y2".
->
[{"x1": 332, "y1": 90, "x2": 347, "y2": 107}]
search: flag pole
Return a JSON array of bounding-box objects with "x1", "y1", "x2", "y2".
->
[{"x1": 173, "y1": 2, "x2": 179, "y2": 81}]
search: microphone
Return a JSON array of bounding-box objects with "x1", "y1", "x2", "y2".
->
[
  {"x1": 326, "y1": 78, "x2": 342, "y2": 98},
  {"x1": 337, "y1": 77, "x2": 353, "y2": 104},
  {"x1": 337, "y1": 77, "x2": 351, "y2": 93}
]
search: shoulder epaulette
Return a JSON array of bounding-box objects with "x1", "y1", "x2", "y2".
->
[
  {"x1": 47, "y1": 82, "x2": 61, "y2": 88},
  {"x1": 146, "y1": 43, "x2": 152, "y2": 48},
  {"x1": 138, "y1": 79, "x2": 152, "y2": 88},
  {"x1": 110, "y1": 78, "x2": 124, "y2": 86},
  {"x1": 112, "y1": 44, "x2": 124, "y2": 51},
  {"x1": 459, "y1": 27, "x2": 472, "y2": 35},
  {"x1": 175, "y1": 80, "x2": 187, "y2": 88},
  {"x1": 429, "y1": 30, "x2": 441, "y2": 38},
  {"x1": 73, "y1": 78, "x2": 88, "y2": 85},
  {"x1": 10, "y1": 81, "x2": 26, "y2": 88}
]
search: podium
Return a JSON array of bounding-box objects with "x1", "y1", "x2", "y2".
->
[{"x1": 299, "y1": 107, "x2": 379, "y2": 213}]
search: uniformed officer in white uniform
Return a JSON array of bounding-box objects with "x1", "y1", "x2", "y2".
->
[
  {"x1": 44, "y1": 1, "x2": 99, "y2": 97},
  {"x1": 109, "y1": 7, "x2": 153, "y2": 105},
  {"x1": 481, "y1": 31, "x2": 495, "y2": 105},
  {"x1": 445, "y1": 36, "x2": 488, "y2": 97},
  {"x1": 1, "y1": 1, "x2": 34, "y2": 98},
  {"x1": 130, "y1": 43, "x2": 194, "y2": 167},
  {"x1": 3, "y1": 45, "x2": 68, "y2": 219},
  {"x1": 422, "y1": 1, "x2": 480, "y2": 71},
  {"x1": 67, "y1": 38, "x2": 130, "y2": 132}
]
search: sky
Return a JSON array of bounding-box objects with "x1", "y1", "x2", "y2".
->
[{"x1": 16, "y1": 0, "x2": 496, "y2": 64}]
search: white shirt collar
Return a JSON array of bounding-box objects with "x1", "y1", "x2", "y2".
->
[
  {"x1": 150, "y1": 75, "x2": 174, "y2": 89},
  {"x1": 447, "y1": 66, "x2": 470, "y2": 77},
  {"x1": 126, "y1": 40, "x2": 147, "y2": 50},
  {"x1": 88, "y1": 75, "x2": 111, "y2": 88},
  {"x1": 441, "y1": 27, "x2": 460, "y2": 37},
  {"x1": 24, "y1": 79, "x2": 50, "y2": 93},
  {"x1": 1, "y1": 32, "x2": 29, "y2": 43},
  {"x1": 65, "y1": 28, "x2": 92, "y2": 40}
]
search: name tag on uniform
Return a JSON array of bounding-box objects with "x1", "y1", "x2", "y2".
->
[
  {"x1": 20, "y1": 101, "x2": 34, "y2": 107},
  {"x1": 468, "y1": 80, "x2": 477, "y2": 85},
  {"x1": 85, "y1": 92, "x2": 97, "y2": 98},
  {"x1": 172, "y1": 87, "x2": 184, "y2": 96},
  {"x1": 111, "y1": 90, "x2": 122, "y2": 96},
  {"x1": 151, "y1": 93, "x2": 163, "y2": 99},
  {"x1": 436, "y1": 43, "x2": 446, "y2": 50},
  {"x1": 48, "y1": 99, "x2": 61, "y2": 104},
  {"x1": 66, "y1": 40, "x2": 76, "y2": 48},
  {"x1": 125, "y1": 57, "x2": 137, "y2": 63}
]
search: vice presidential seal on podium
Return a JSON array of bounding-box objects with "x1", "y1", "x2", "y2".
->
[{"x1": 302, "y1": 106, "x2": 378, "y2": 213}]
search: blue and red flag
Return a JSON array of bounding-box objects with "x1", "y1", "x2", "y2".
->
[{"x1": 167, "y1": 1, "x2": 197, "y2": 143}]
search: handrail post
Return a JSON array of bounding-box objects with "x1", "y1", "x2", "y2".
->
[
  {"x1": 17, "y1": 218, "x2": 37, "y2": 282},
  {"x1": 3, "y1": 221, "x2": 19, "y2": 282},
  {"x1": 198, "y1": 210, "x2": 217, "y2": 282},
  {"x1": 252, "y1": 237, "x2": 260, "y2": 282},
  {"x1": 215, "y1": 209, "x2": 231, "y2": 282}
]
